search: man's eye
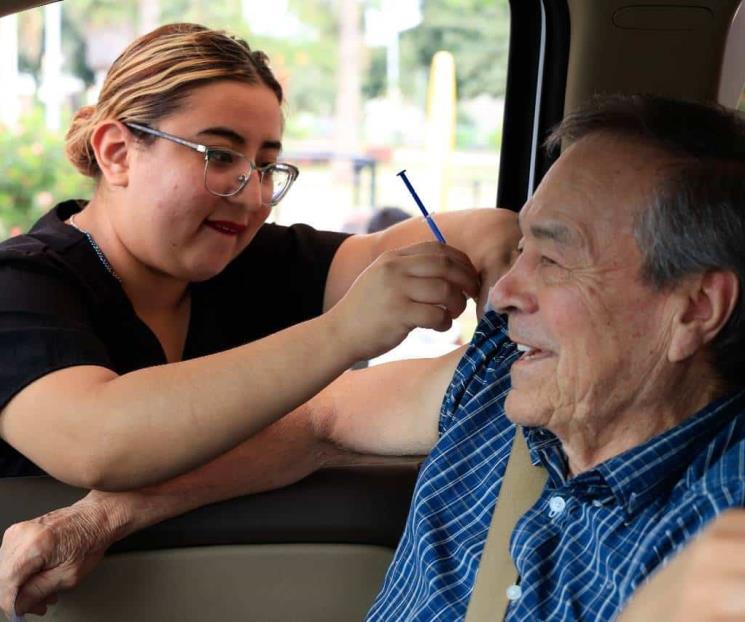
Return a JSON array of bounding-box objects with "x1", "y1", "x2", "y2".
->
[{"x1": 539, "y1": 255, "x2": 558, "y2": 266}]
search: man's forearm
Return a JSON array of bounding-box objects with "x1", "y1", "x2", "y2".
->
[
  {"x1": 0, "y1": 396, "x2": 395, "y2": 620},
  {"x1": 90, "y1": 407, "x2": 336, "y2": 541}
]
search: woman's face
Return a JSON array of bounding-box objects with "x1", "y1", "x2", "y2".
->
[{"x1": 114, "y1": 80, "x2": 283, "y2": 282}]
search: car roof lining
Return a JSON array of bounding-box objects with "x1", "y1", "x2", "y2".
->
[{"x1": 564, "y1": 0, "x2": 743, "y2": 115}]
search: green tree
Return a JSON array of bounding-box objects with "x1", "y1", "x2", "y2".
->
[
  {"x1": 400, "y1": 0, "x2": 510, "y2": 100},
  {"x1": 0, "y1": 110, "x2": 93, "y2": 237}
]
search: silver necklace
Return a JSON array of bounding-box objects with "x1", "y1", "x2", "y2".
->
[{"x1": 68, "y1": 214, "x2": 122, "y2": 283}]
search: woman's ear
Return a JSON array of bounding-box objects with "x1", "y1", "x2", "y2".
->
[
  {"x1": 668, "y1": 270, "x2": 740, "y2": 363},
  {"x1": 90, "y1": 121, "x2": 131, "y2": 187}
]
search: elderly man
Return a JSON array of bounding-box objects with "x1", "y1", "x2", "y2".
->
[{"x1": 2, "y1": 94, "x2": 745, "y2": 620}]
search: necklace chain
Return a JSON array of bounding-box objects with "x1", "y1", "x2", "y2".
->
[{"x1": 68, "y1": 214, "x2": 122, "y2": 283}]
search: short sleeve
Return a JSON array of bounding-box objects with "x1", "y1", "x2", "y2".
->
[
  {"x1": 438, "y1": 311, "x2": 517, "y2": 436},
  {"x1": 199, "y1": 223, "x2": 351, "y2": 346},
  {"x1": 0, "y1": 262, "x2": 112, "y2": 411}
]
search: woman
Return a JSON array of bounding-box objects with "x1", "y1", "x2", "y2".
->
[{"x1": 0, "y1": 23, "x2": 517, "y2": 490}]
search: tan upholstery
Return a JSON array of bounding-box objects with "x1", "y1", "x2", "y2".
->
[{"x1": 0, "y1": 544, "x2": 392, "y2": 622}]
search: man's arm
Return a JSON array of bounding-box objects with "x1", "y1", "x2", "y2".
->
[
  {"x1": 313, "y1": 345, "x2": 466, "y2": 456},
  {"x1": 616, "y1": 509, "x2": 745, "y2": 622},
  {"x1": 0, "y1": 408, "x2": 330, "y2": 618},
  {"x1": 0, "y1": 348, "x2": 464, "y2": 618}
]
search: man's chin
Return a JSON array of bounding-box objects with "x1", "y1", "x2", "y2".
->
[{"x1": 504, "y1": 390, "x2": 549, "y2": 428}]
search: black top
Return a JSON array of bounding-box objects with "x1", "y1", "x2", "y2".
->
[{"x1": 0, "y1": 200, "x2": 350, "y2": 477}]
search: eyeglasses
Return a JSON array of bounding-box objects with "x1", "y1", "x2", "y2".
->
[{"x1": 124, "y1": 122, "x2": 299, "y2": 205}]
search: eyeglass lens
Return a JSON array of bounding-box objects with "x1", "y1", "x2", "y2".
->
[{"x1": 205, "y1": 149, "x2": 292, "y2": 203}]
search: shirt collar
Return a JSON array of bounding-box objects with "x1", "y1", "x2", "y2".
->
[
  {"x1": 520, "y1": 390, "x2": 745, "y2": 518},
  {"x1": 27, "y1": 201, "x2": 132, "y2": 313},
  {"x1": 595, "y1": 389, "x2": 745, "y2": 518}
]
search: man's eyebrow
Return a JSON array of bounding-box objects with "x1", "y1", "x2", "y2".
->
[
  {"x1": 196, "y1": 127, "x2": 282, "y2": 151},
  {"x1": 529, "y1": 222, "x2": 581, "y2": 247}
]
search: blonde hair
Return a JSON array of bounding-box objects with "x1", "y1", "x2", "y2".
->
[{"x1": 66, "y1": 23, "x2": 283, "y2": 178}]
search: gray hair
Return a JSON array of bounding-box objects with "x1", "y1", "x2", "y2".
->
[{"x1": 546, "y1": 94, "x2": 745, "y2": 389}]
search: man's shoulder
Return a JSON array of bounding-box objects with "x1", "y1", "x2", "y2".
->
[
  {"x1": 438, "y1": 311, "x2": 517, "y2": 436},
  {"x1": 676, "y1": 392, "x2": 745, "y2": 502},
  {"x1": 703, "y1": 401, "x2": 745, "y2": 483},
  {"x1": 449, "y1": 311, "x2": 516, "y2": 394}
]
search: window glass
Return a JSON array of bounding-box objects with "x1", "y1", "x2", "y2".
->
[{"x1": 0, "y1": 0, "x2": 510, "y2": 360}]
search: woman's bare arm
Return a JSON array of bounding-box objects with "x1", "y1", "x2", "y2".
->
[
  {"x1": 0, "y1": 347, "x2": 464, "y2": 618},
  {"x1": 0, "y1": 243, "x2": 477, "y2": 490}
]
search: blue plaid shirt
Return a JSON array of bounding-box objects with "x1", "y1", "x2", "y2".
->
[{"x1": 366, "y1": 311, "x2": 745, "y2": 621}]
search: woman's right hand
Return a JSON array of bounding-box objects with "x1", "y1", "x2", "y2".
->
[{"x1": 326, "y1": 241, "x2": 480, "y2": 361}]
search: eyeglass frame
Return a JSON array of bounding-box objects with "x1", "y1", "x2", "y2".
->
[{"x1": 124, "y1": 121, "x2": 299, "y2": 204}]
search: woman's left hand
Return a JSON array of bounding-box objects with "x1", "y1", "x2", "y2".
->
[{"x1": 325, "y1": 207, "x2": 520, "y2": 317}]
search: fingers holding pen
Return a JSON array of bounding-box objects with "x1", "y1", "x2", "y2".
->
[
  {"x1": 395, "y1": 241, "x2": 481, "y2": 301},
  {"x1": 327, "y1": 241, "x2": 480, "y2": 361},
  {"x1": 402, "y1": 276, "x2": 469, "y2": 320}
]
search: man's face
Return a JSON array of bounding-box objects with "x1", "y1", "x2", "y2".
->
[{"x1": 491, "y1": 133, "x2": 677, "y2": 438}]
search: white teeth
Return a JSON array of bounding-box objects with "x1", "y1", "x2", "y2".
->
[{"x1": 516, "y1": 343, "x2": 531, "y2": 352}]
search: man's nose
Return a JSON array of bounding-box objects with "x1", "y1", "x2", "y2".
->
[{"x1": 489, "y1": 257, "x2": 537, "y2": 315}]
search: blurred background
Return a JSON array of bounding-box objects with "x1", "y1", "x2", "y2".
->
[
  {"x1": 2, "y1": 1, "x2": 744, "y2": 359},
  {"x1": 0, "y1": 0, "x2": 516, "y2": 360},
  {"x1": 0, "y1": 0, "x2": 510, "y2": 238}
]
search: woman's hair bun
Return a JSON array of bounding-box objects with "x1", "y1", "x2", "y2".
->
[{"x1": 65, "y1": 105, "x2": 100, "y2": 177}]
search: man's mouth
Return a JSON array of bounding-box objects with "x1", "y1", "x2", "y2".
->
[
  {"x1": 514, "y1": 342, "x2": 553, "y2": 362},
  {"x1": 205, "y1": 220, "x2": 247, "y2": 237}
]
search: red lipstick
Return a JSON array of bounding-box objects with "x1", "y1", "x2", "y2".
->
[{"x1": 205, "y1": 220, "x2": 247, "y2": 236}]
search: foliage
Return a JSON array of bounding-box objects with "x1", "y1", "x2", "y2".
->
[
  {"x1": 253, "y1": 0, "x2": 340, "y2": 120},
  {"x1": 401, "y1": 0, "x2": 510, "y2": 100},
  {"x1": 46, "y1": 0, "x2": 509, "y2": 120},
  {"x1": 0, "y1": 110, "x2": 93, "y2": 238}
]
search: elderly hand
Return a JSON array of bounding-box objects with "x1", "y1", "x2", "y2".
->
[
  {"x1": 0, "y1": 493, "x2": 123, "y2": 618},
  {"x1": 617, "y1": 509, "x2": 745, "y2": 622}
]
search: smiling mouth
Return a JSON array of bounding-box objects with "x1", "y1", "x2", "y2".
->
[
  {"x1": 515, "y1": 343, "x2": 553, "y2": 362},
  {"x1": 205, "y1": 220, "x2": 247, "y2": 236}
]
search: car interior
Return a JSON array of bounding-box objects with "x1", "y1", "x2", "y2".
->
[{"x1": 0, "y1": 0, "x2": 744, "y2": 620}]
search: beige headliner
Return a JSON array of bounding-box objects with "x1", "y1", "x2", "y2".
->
[{"x1": 564, "y1": 0, "x2": 744, "y2": 114}]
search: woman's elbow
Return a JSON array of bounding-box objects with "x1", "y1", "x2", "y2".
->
[{"x1": 45, "y1": 447, "x2": 151, "y2": 492}]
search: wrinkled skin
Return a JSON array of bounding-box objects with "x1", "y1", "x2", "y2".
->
[
  {"x1": 490, "y1": 132, "x2": 719, "y2": 472},
  {"x1": 0, "y1": 494, "x2": 122, "y2": 617}
]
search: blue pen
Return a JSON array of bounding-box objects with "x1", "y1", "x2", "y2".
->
[{"x1": 397, "y1": 170, "x2": 447, "y2": 244}]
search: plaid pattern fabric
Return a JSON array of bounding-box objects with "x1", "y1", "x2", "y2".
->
[{"x1": 366, "y1": 311, "x2": 745, "y2": 621}]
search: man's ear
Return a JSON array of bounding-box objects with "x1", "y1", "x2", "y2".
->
[
  {"x1": 89, "y1": 121, "x2": 132, "y2": 187},
  {"x1": 668, "y1": 270, "x2": 740, "y2": 363}
]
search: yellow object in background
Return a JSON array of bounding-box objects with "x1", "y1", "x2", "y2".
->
[{"x1": 425, "y1": 50, "x2": 457, "y2": 212}]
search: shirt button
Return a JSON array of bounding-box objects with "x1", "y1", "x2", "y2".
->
[
  {"x1": 548, "y1": 496, "x2": 566, "y2": 517},
  {"x1": 506, "y1": 584, "x2": 522, "y2": 601}
]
